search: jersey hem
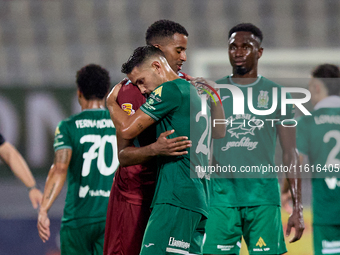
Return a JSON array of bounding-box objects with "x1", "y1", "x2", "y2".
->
[
  {"x1": 54, "y1": 145, "x2": 72, "y2": 151},
  {"x1": 153, "y1": 202, "x2": 209, "y2": 218},
  {"x1": 210, "y1": 201, "x2": 280, "y2": 208}
]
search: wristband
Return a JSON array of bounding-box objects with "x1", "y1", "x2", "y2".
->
[{"x1": 27, "y1": 185, "x2": 37, "y2": 192}]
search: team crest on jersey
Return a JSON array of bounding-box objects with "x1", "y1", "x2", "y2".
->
[
  {"x1": 148, "y1": 98, "x2": 154, "y2": 105},
  {"x1": 154, "y1": 86, "x2": 163, "y2": 97},
  {"x1": 257, "y1": 90, "x2": 269, "y2": 108},
  {"x1": 121, "y1": 103, "x2": 135, "y2": 116}
]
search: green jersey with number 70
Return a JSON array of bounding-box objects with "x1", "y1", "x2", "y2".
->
[
  {"x1": 297, "y1": 101, "x2": 340, "y2": 225},
  {"x1": 53, "y1": 109, "x2": 118, "y2": 228}
]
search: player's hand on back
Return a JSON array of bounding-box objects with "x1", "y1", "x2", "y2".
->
[
  {"x1": 190, "y1": 77, "x2": 219, "y2": 96},
  {"x1": 29, "y1": 187, "x2": 43, "y2": 209},
  {"x1": 107, "y1": 78, "x2": 129, "y2": 104},
  {"x1": 37, "y1": 210, "x2": 51, "y2": 243},
  {"x1": 152, "y1": 130, "x2": 192, "y2": 156}
]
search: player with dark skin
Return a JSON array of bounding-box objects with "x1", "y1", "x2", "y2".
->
[
  {"x1": 204, "y1": 26, "x2": 304, "y2": 255},
  {"x1": 233, "y1": 29, "x2": 303, "y2": 240},
  {"x1": 230, "y1": 30, "x2": 303, "y2": 243}
]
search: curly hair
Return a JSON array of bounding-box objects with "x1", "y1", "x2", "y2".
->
[
  {"x1": 76, "y1": 64, "x2": 111, "y2": 100},
  {"x1": 312, "y1": 64, "x2": 340, "y2": 96},
  {"x1": 121, "y1": 46, "x2": 165, "y2": 74},
  {"x1": 228, "y1": 23, "x2": 263, "y2": 43},
  {"x1": 145, "y1": 19, "x2": 188, "y2": 45}
]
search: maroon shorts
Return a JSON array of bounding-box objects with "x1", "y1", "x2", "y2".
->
[{"x1": 103, "y1": 185, "x2": 151, "y2": 255}]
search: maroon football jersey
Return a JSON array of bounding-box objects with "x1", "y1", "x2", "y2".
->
[{"x1": 114, "y1": 81, "x2": 157, "y2": 205}]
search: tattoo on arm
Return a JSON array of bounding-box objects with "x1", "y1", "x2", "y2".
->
[
  {"x1": 54, "y1": 149, "x2": 71, "y2": 164},
  {"x1": 137, "y1": 123, "x2": 144, "y2": 131},
  {"x1": 46, "y1": 183, "x2": 55, "y2": 199}
]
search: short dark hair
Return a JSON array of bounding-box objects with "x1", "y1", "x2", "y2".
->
[
  {"x1": 76, "y1": 64, "x2": 111, "y2": 100},
  {"x1": 145, "y1": 19, "x2": 188, "y2": 45},
  {"x1": 121, "y1": 46, "x2": 165, "y2": 74},
  {"x1": 228, "y1": 23, "x2": 263, "y2": 43},
  {"x1": 312, "y1": 64, "x2": 340, "y2": 96}
]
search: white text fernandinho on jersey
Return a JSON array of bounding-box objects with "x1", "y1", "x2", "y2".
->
[{"x1": 75, "y1": 119, "x2": 114, "y2": 129}]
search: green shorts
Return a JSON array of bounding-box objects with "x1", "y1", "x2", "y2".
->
[
  {"x1": 140, "y1": 203, "x2": 207, "y2": 255},
  {"x1": 313, "y1": 224, "x2": 340, "y2": 255},
  {"x1": 203, "y1": 205, "x2": 287, "y2": 255},
  {"x1": 60, "y1": 221, "x2": 106, "y2": 255}
]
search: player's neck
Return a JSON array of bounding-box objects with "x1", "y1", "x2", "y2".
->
[
  {"x1": 231, "y1": 67, "x2": 258, "y2": 85},
  {"x1": 81, "y1": 99, "x2": 106, "y2": 111},
  {"x1": 164, "y1": 71, "x2": 180, "y2": 83}
]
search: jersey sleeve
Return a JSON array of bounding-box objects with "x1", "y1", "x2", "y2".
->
[
  {"x1": 0, "y1": 133, "x2": 5, "y2": 146},
  {"x1": 296, "y1": 116, "x2": 309, "y2": 155},
  {"x1": 139, "y1": 81, "x2": 182, "y2": 121},
  {"x1": 53, "y1": 121, "x2": 73, "y2": 151}
]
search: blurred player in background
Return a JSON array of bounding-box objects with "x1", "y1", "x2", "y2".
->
[
  {"x1": 107, "y1": 45, "x2": 225, "y2": 255},
  {"x1": 0, "y1": 133, "x2": 42, "y2": 209},
  {"x1": 203, "y1": 23, "x2": 304, "y2": 255},
  {"x1": 37, "y1": 64, "x2": 117, "y2": 255},
  {"x1": 104, "y1": 19, "x2": 193, "y2": 255},
  {"x1": 295, "y1": 64, "x2": 340, "y2": 255}
]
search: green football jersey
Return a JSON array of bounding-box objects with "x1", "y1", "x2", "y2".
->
[
  {"x1": 297, "y1": 102, "x2": 340, "y2": 225},
  {"x1": 211, "y1": 75, "x2": 295, "y2": 207},
  {"x1": 140, "y1": 78, "x2": 211, "y2": 217},
  {"x1": 54, "y1": 109, "x2": 118, "y2": 227}
]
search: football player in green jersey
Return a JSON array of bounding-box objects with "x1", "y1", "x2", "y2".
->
[
  {"x1": 37, "y1": 64, "x2": 117, "y2": 255},
  {"x1": 107, "y1": 45, "x2": 225, "y2": 255},
  {"x1": 203, "y1": 23, "x2": 304, "y2": 255},
  {"x1": 295, "y1": 64, "x2": 340, "y2": 255}
]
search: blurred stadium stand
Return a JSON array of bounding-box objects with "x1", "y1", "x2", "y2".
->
[{"x1": 0, "y1": 0, "x2": 339, "y2": 85}]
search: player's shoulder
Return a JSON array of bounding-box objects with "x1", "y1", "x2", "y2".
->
[
  {"x1": 259, "y1": 76, "x2": 283, "y2": 89},
  {"x1": 118, "y1": 80, "x2": 140, "y2": 94},
  {"x1": 162, "y1": 78, "x2": 189, "y2": 89},
  {"x1": 297, "y1": 114, "x2": 313, "y2": 126},
  {"x1": 215, "y1": 76, "x2": 229, "y2": 84},
  {"x1": 61, "y1": 109, "x2": 110, "y2": 124}
]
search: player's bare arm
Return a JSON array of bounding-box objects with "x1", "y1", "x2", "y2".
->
[
  {"x1": 0, "y1": 142, "x2": 43, "y2": 209},
  {"x1": 37, "y1": 148, "x2": 72, "y2": 242},
  {"x1": 277, "y1": 125, "x2": 305, "y2": 243},
  {"x1": 107, "y1": 81, "x2": 155, "y2": 140},
  {"x1": 118, "y1": 129, "x2": 192, "y2": 167}
]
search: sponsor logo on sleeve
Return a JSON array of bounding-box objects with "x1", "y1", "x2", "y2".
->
[{"x1": 121, "y1": 103, "x2": 135, "y2": 116}]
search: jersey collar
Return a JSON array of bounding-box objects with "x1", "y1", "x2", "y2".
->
[
  {"x1": 314, "y1": 95, "x2": 340, "y2": 110},
  {"x1": 228, "y1": 75, "x2": 262, "y2": 87}
]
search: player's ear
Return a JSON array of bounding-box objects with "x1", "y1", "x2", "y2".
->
[
  {"x1": 257, "y1": 47, "x2": 263, "y2": 59},
  {"x1": 153, "y1": 44, "x2": 161, "y2": 49},
  {"x1": 151, "y1": 61, "x2": 161, "y2": 74},
  {"x1": 77, "y1": 89, "x2": 83, "y2": 99}
]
